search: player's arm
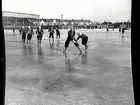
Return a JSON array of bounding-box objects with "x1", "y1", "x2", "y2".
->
[
  {"x1": 73, "y1": 35, "x2": 78, "y2": 43},
  {"x1": 68, "y1": 30, "x2": 71, "y2": 36},
  {"x1": 73, "y1": 31, "x2": 77, "y2": 42}
]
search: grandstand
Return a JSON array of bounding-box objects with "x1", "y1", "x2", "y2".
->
[{"x1": 2, "y1": 11, "x2": 40, "y2": 29}]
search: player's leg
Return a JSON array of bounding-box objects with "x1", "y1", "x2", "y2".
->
[
  {"x1": 82, "y1": 37, "x2": 88, "y2": 50},
  {"x1": 29, "y1": 35, "x2": 32, "y2": 43},
  {"x1": 22, "y1": 33, "x2": 25, "y2": 43},
  {"x1": 22, "y1": 35, "x2": 24, "y2": 42},
  {"x1": 49, "y1": 34, "x2": 51, "y2": 41},
  {"x1": 52, "y1": 34, "x2": 54, "y2": 41},
  {"x1": 40, "y1": 35, "x2": 42, "y2": 44},
  {"x1": 30, "y1": 35, "x2": 32, "y2": 43},
  {"x1": 22, "y1": 37, "x2": 25, "y2": 43},
  {"x1": 122, "y1": 30, "x2": 124, "y2": 37},
  {"x1": 56, "y1": 34, "x2": 58, "y2": 39},
  {"x1": 39, "y1": 36, "x2": 40, "y2": 43},
  {"x1": 58, "y1": 34, "x2": 60, "y2": 39},
  {"x1": 63, "y1": 47, "x2": 68, "y2": 53},
  {"x1": 122, "y1": 33, "x2": 124, "y2": 38},
  {"x1": 63, "y1": 37, "x2": 70, "y2": 53},
  {"x1": 28, "y1": 39, "x2": 30, "y2": 43},
  {"x1": 25, "y1": 34, "x2": 27, "y2": 43},
  {"x1": 37, "y1": 36, "x2": 40, "y2": 44},
  {"x1": 85, "y1": 44, "x2": 88, "y2": 50},
  {"x1": 23, "y1": 35, "x2": 26, "y2": 43},
  {"x1": 27, "y1": 34, "x2": 29, "y2": 43}
]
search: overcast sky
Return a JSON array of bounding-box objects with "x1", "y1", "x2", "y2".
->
[{"x1": 2, "y1": 0, "x2": 131, "y2": 22}]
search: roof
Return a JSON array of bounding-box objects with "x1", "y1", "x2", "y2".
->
[
  {"x1": 3, "y1": 11, "x2": 40, "y2": 16},
  {"x1": 2, "y1": 11, "x2": 40, "y2": 19}
]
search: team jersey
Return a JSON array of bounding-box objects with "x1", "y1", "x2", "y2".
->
[
  {"x1": 56, "y1": 29, "x2": 60, "y2": 35},
  {"x1": 77, "y1": 34, "x2": 88, "y2": 41},
  {"x1": 28, "y1": 28, "x2": 34, "y2": 35},
  {"x1": 21, "y1": 28, "x2": 27, "y2": 34},
  {"x1": 68, "y1": 30, "x2": 75, "y2": 39},
  {"x1": 48, "y1": 29, "x2": 54, "y2": 34},
  {"x1": 36, "y1": 28, "x2": 44, "y2": 35}
]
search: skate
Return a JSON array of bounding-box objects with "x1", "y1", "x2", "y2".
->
[{"x1": 85, "y1": 45, "x2": 88, "y2": 50}]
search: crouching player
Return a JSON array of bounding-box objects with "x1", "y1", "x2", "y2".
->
[{"x1": 76, "y1": 32, "x2": 88, "y2": 51}]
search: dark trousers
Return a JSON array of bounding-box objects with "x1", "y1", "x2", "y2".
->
[
  {"x1": 22, "y1": 34, "x2": 26, "y2": 42},
  {"x1": 37, "y1": 35, "x2": 42, "y2": 40},
  {"x1": 122, "y1": 30, "x2": 125, "y2": 34},
  {"x1": 56, "y1": 34, "x2": 60, "y2": 38},
  {"x1": 49, "y1": 33, "x2": 54, "y2": 38},
  {"x1": 82, "y1": 37, "x2": 88, "y2": 46},
  {"x1": 37, "y1": 35, "x2": 42, "y2": 43},
  {"x1": 27, "y1": 34, "x2": 32, "y2": 40},
  {"x1": 65, "y1": 37, "x2": 79, "y2": 47}
]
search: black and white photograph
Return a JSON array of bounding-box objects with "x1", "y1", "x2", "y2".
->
[{"x1": 2, "y1": 0, "x2": 132, "y2": 104}]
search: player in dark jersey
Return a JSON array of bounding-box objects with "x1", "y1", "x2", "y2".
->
[
  {"x1": 122, "y1": 26, "x2": 125, "y2": 38},
  {"x1": 48, "y1": 27, "x2": 55, "y2": 41},
  {"x1": 106, "y1": 26, "x2": 109, "y2": 32},
  {"x1": 21, "y1": 26, "x2": 27, "y2": 43},
  {"x1": 112, "y1": 26, "x2": 114, "y2": 31},
  {"x1": 63, "y1": 27, "x2": 82, "y2": 53},
  {"x1": 19, "y1": 28, "x2": 22, "y2": 35},
  {"x1": 27, "y1": 26, "x2": 34, "y2": 43},
  {"x1": 13, "y1": 28, "x2": 15, "y2": 34},
  {"x1": 119, "y1": 26, "x2": 121, "y2": 33},
  {"x1": 36, "y1": 26, "x2": 44, "y2": 45},
  {"x1": 56, "y1": 28, "x2": 60, "y2": 40},
  {"x1": 76, "y1": 32, "x2": 88, "y2": 51}
]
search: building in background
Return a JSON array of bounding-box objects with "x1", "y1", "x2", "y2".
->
[
  {"x1": 2, "y1": 11, "x2": 130, "y2": 30},
  {"x1": 40, "y1": 18, "x2": 94, "y2": 29},
  {"x1": 2, "y1": 11, "x2": 40, "y2": 29}
]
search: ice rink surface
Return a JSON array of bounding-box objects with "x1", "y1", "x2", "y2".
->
[{"x1": 4, "y1": 28, "x2": 133, "y2": 105}]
